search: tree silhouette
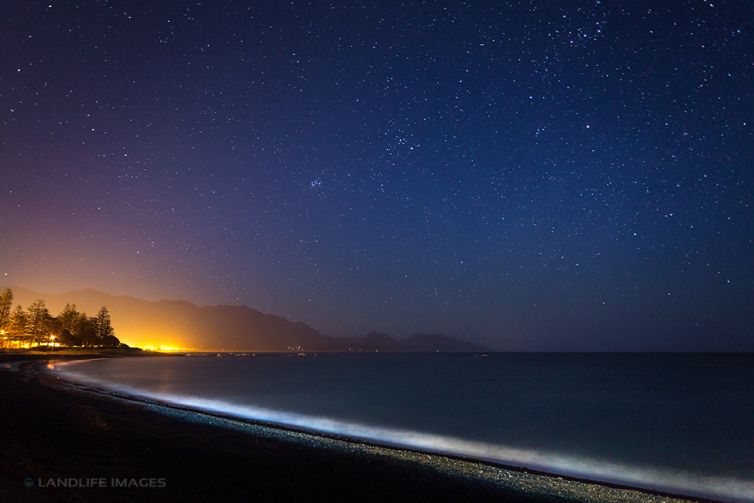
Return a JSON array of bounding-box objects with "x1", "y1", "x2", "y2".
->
[
  {"x1": 0, "y1": 288, "x2": 13, "y2": 330},
  {"x1": 26, "y1": 300, "x2": 51, "y2": 347},
  {"x1": 94, "y1": 306, "x2": 114, "y2": 340},
  {"x1": 57, "y1": 304, "x2": 80, "y2": 334},
  {"x1": 9, "y1": 305, "x2": 27, "y2": 341},
  {"x1": 0, "y1": 294, "x2": 122, "y2": 349}
]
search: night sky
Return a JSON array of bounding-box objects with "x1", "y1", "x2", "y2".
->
[{"x1": 2, "y1": 1, "x2": 753, "y2": 350}]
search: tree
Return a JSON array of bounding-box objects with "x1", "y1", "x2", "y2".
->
[
  {"x1": 0, "y1": 288, "x2": 13, "y2": 329},
  {"x1": 58, "y1": 329, "x2": 82, "y2": 347},
  {"x1": 57, "y1": 304, "x2": 80, "y2": 334},
  {"x1": 26, "y1": 300, "x2": 51, "y2": 347},
  {"x1": 94, "y1": 306, "x2": 114, "y2": 341},
  {"x1": 8, "y1": 305, "x2": 28, "y2": 346},
  {"x1": 74, "y1": 313, "x2": 98, "y2": 346},
  {"x1": 101, "y1": 334, "x2": 120, "y2": 347},
  {"x1": 46, "y1": 317, "x2": 62, "y2": 346}
]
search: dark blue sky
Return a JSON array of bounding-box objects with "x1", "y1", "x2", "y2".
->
[{"x1": 2, "y1": 1, "x2": 753, "y2": 350}]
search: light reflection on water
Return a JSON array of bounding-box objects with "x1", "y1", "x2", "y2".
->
[{"x1": 56, "y1": 353, "x2": 754, "y2": 502}]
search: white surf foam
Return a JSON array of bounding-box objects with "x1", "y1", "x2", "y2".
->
[{"x1": 52, "y1": 360, "x2": 754, "y2": 503}]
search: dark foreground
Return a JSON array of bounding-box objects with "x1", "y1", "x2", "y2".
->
[{"x1": 0, "y1": 353, "x2": 693, "y2": 503}]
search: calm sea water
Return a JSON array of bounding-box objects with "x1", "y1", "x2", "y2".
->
[{"x1": 56, "y1": 353, "x2": 754, "y2": 502}]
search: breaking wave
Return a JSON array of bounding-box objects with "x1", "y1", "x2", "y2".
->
[{"x1": 53, "y1": 359, "x2": 754, "y2": 502}]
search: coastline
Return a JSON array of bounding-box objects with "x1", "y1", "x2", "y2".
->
[{"x1": 1, "y1": 353, "x2": 696, "y2": 502}]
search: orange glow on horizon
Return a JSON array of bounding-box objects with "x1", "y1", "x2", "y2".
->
[
  {"x1": 139, "y1": 343, "x2": 195, "y2": 352},
  {"x1": 119, "y1": 332, "x2": 195, "y2": 352}
]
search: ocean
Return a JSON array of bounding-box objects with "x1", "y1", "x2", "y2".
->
[{"x1": 55, "y1": 353, "x2": 754, "y2": 502}]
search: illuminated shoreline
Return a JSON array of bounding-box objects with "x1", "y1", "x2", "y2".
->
[{"x1": 51, "y1": 357, "x2": 753, "y2": 503}]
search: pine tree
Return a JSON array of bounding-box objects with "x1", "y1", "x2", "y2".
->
[
  {"x1": 9, "y1": 305, "x2": 28, "y2": 346},
  {"x1": 0, "y1": 288, "x2": 13, "y2": 329},
  {"x1": 75, "y1": 313, "x2": 98, "y2": 346},
  {"x1": 58, "y1": 304, "x2": 80, "y2": 333},
  {"x1": 94, "y1": 306, "x2": 114, "y2": 341},
  {"x1": 26, "y1": 300, "x2": 51, "y2": 347}
]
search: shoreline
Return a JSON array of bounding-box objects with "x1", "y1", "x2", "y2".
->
[
  {"x1": 2, "y1": 352, "x2": 698, "y2": 502},
  {"x1": 55, "y1": 376, "x2": 703, "y2": 503}
]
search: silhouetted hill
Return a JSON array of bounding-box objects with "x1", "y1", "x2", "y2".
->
[
  {"x1": 336, "y1": 331, "x2": 402, "y2": 352},
  {"x1": 398, "y1": 333, "x2": 488, "y2": 352},
  {"x1": 4, "y1": 287, "x2": 488, "y2": 352}
]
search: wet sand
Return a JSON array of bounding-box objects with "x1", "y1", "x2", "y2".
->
[{"x1": 0, "y1": 353, "x2": 695, "y2": 502}]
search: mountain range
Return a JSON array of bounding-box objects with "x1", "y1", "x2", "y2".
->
[{"x1": 4, "y1": 287, "x2": 488, "y2": 352}]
